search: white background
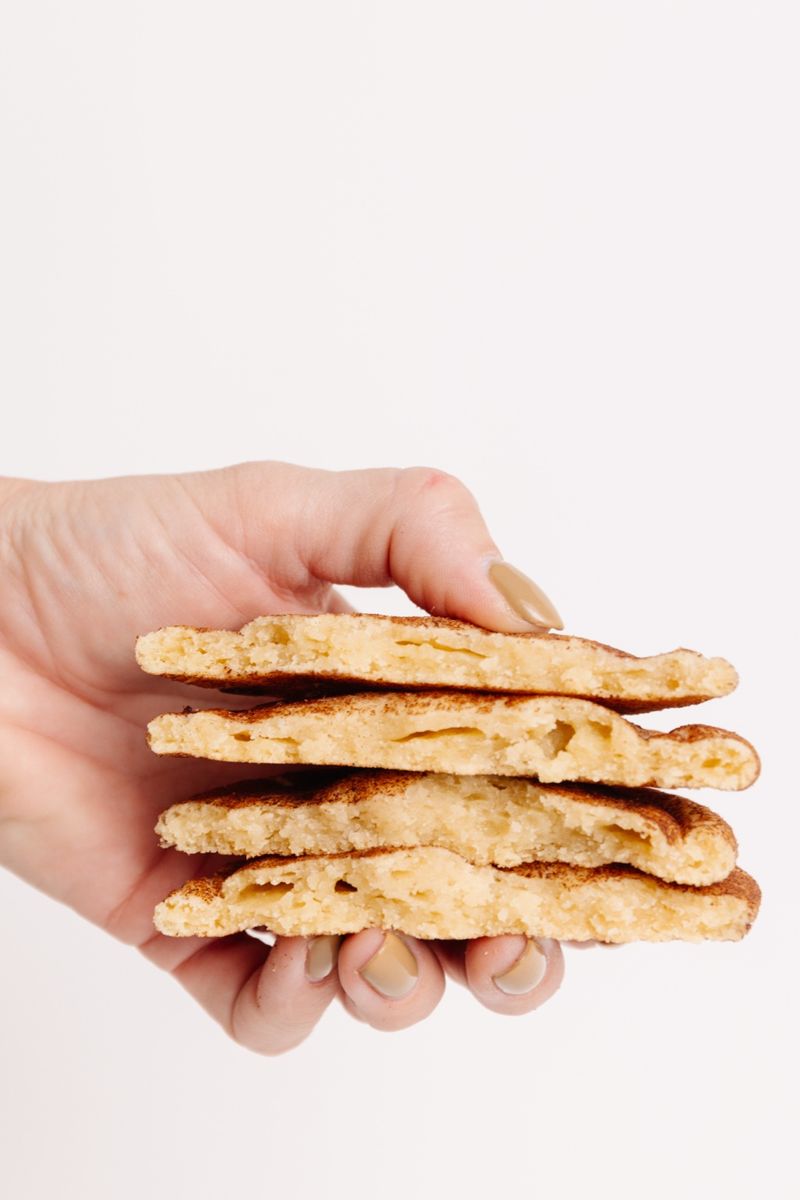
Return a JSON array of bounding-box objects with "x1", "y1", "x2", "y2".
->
[{"x1": 1, "y1": 3, "x2": 798, "y2": 1198}]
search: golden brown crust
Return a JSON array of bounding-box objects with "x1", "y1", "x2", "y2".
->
[
  {"x1": 159, "y1": 672, "x2": 721, "y2": 713},
  {"x1": 184, "y1": 768, "x2": 411, "y2": 807},
  {"x1": 564, "y1": 784, "x2": 737, "y2": 850},
  {"x1": 179, "y1": 874, "x2": 225, "y2": 901},
  {"x1": 507, "y1": 860, "x2": 756, "y2": 900},
  {"x1": 636, "y1": 721, "x2": 761, "y2": 769},
  {"x1": 175, "y1": 689, "x2": 729, "y2": 727},
  {"x1": 504, "y1": 863, "x2": 761, "y2": 929}
]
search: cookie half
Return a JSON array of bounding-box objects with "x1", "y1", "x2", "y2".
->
[
  {"x1": 147, "y1": 692, "x2": 759, "y2": 791},
  {"x1": 156, "y1": 770, "x2": 738, "y2": 885},
  {"x1": 153, "y1": 848, "x2": 760, "y2": 943},
  {"x1": 135, "y1": 613, "x2": 737, "y2": 713}
]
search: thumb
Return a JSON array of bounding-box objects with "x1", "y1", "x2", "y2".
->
[{"x1": 196, "y1": 462, "x2": 562, "y2": 633}]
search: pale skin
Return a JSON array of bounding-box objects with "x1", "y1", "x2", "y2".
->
[{"x1": 0, "y1": 462, "x2": 568, "y2": 1054}]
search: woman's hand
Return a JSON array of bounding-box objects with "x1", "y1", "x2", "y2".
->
[{"x1": 0, "y1": 462, "x2": 565, "y2": 1053}]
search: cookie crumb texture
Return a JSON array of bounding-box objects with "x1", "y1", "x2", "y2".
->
[
  {"x1": 135, "y1": 613, "x2": 738, "y2": 712},
  {"x1": 154, "y1": 847, "x2": 760, "y2": 943},
  {"x1": 156, "y1": 772, "x2": 737, "y2": 886},
  {"x1": 147, "y1": 692, "x2": 759, "y2": 791}
]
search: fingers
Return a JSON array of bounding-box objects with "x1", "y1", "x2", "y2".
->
[
  {"x1": 336, "y1": 930, "x2": 446, "y2": 1032},
  {"x1": 207, "y1": 462, "x2": 562, "y2": 631},
  {"x1": 229, "y1": 935, "x2": 342, "y2": 1054},
  {"x1": 153, "y1": 926, "x2": 446, "y2": 1050},
  {"x1": 167, "y1": 933, "x2": 341, "y2": 1056},
  {"x1": 462, "y1": 936, "x2": 565, "y2": 1016}
]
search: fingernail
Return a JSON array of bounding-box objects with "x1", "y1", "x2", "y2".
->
[
  {"x1": 487, "y1": 560, "x2": 564, "y2": 630},
  {"x1": 305, "y1": 935, "x2": 341, "y2": 982},
  {"x1": 358, "y1": 931, "x2": 418, "y2": 999},
  {"x1": 492, "y1": 939, "x2": 548, "y2": 995}
]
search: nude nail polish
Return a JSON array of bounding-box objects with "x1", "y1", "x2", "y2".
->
[
  {"x1": 305, "y1": 935, "x2": 341, "y2": 982},
  {"x1": 492, "y1": 939, "x2": 548, "y2": 995},
  {"x1": 358, "y1": 932, "x2": 418, "y2": 999},
  {"x1": 487, "y1": 560, "x2": 564, "y2": 630}
]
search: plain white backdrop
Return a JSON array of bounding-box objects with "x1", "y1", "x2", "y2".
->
[{"x1": 1, "y1": 3, "x2": 797, "y2": 1198}]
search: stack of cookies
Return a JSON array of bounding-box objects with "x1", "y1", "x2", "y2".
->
[{"x1": 138, "y1": 614, "x2": 761, "y2": 944}]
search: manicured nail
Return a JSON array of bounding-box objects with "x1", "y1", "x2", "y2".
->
[
  {"x1": 492, "y1": 939, "x2": 548, "y2": 995},
  {"x1": 305, "y1": 935, "x2": 341, "y2": 982},
  {"x1": 487, "y1": 560, "x2": 564, "y2": 630},
  {"x1": 358, "y1": 932, "x2": 418, "y2": 999}
]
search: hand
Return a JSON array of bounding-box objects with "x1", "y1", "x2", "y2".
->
[{"x1": 0, "y1": 462, "x2": 565, "y2": 1053}]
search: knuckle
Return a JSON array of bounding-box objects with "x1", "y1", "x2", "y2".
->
[
  {"x1": 226, "y1": 457, "x2": 276, "y2": 477},
  {"x1": 395, "y1": 467, "x2": 477, "y2": 527},
  {"x1": 224, "y1": 458, "x2": 296, "y2": 496},
  {"x1": 400, "y1": 465, "x2": 467, "y2": 500}
]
